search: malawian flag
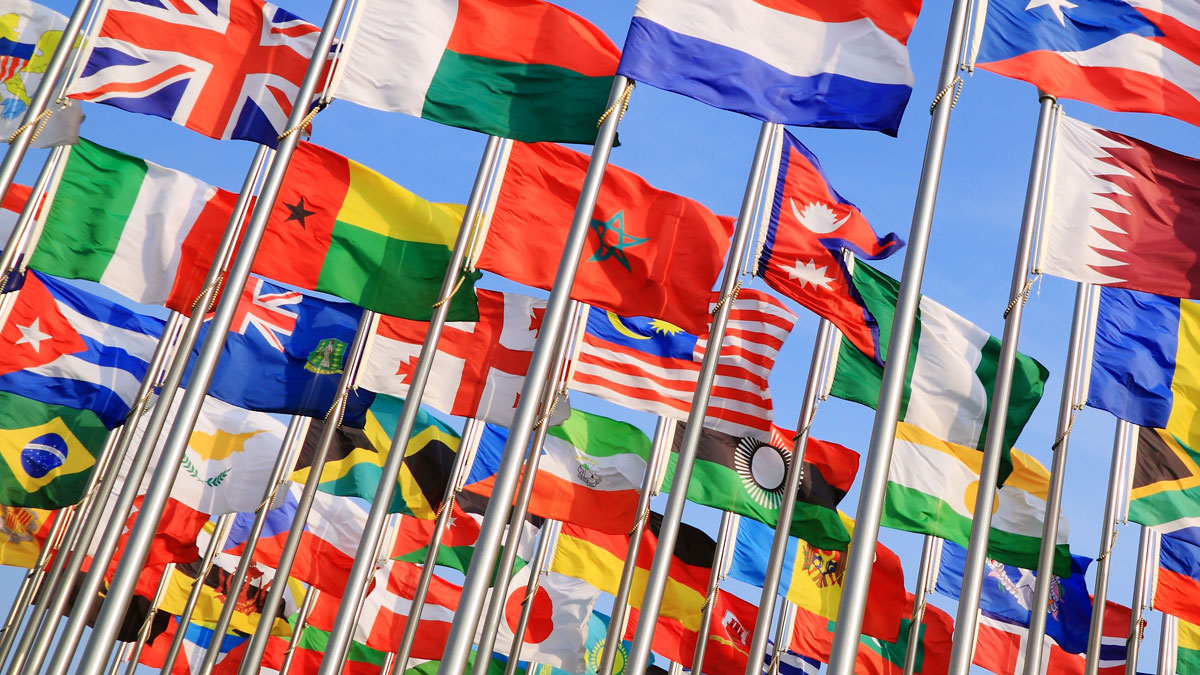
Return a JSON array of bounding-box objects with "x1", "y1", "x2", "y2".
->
[
  {"x1": 476, "y1": 140, "x2": 733, "y2": 335},
  {"x1": 1155, "y1": 535, "x2": 1200, "y2": 626},
  {"x1": 728, "y1": 517, "x2": 906, "y2": 642},
  {"x1": 255, "y1": 141, "x2": 480, "y2": 321},
  {"x1": 1128, "y1": 427, "x2": 1200, "y2": 547},
  {"x1": 0, "y1": 505, "x2": 55, "y2": 568},
  {"x1": 0, "y1": 390, "x2": 107, "y2": 508},
  {"x1": 884, "y1": 421, "x2": 1071, "y2": 575},
  {"x1": 390, "y1": 489, "x2": 541, "y2": 575},
  {"x1": 830, "y1": 260, "x2": 1049, "y2": 474},
  {"x1": 464, "y1": 410, "x2": 656, "y2": 534},
  {"x1": 1035, "y1": 116, "x2": 1200, "y2": 299},
  {"x1": 973, "y1": 600, "x2": 1132, "y2": 675},
  {"x1": 28, "y1": 138, "x2": 237, "y2": 310},
  {"x1": 292, "y1": 393, "x2": 459, "y2": 518},
  {"x1": 674, "y1": 423, "x2": 855, "y2": 550},
  {"x1": 976, "y1": 0, "x2": 1200, "y2": 127},
  {"x1": 755, "y1": 130, "x2": 903, "y2": 356},
  {"x1": 790, "y1": 593, "x2": 953, "y2": 675},
  {"x1": 617, "y1": 0, "x2": 922, "y2": 135},
  {"x1": 0, "y1": 271, "x2": 166, "y2": 428},
  {"x1": 1180, "y1": 618, "x2": 1200, "y2": 674},
  {"x1": 329, "y1": 0, "x2": 619, "y2": 144},
  {"x1": 623, "y1": 588, "x2": 758, "y2": 675}
]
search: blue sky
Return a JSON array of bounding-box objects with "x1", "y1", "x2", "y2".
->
[{"x1": 12, "y1": 0, "x2": 1199, "y2": 672}]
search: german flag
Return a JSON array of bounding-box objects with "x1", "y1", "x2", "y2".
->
[
  {"x1": 1129, "y1": 427, "x2": 1200, "y2": 545},
  {"x1": 292, "y1": 394, "x2": 459, "y2": 518}
]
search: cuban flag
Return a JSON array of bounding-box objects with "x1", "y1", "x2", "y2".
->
[
  {"x1": 617, "y1": 0, "x2": 922, "y2": 135},
  {"x1": 976, "y1": 0, "x2": 1200, "y2": 126}
]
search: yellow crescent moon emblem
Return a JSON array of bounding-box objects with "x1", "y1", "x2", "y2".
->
[{"x1": 606, "y1": 311, "x2": 650, "y2": 340}]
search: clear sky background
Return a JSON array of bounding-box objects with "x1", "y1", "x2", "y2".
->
[{"x1": 11, "y1": 0, "x2": 1199, "y2": 672}]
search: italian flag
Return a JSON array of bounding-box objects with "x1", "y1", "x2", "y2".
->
[
  {"x1": 884, "y1": 421, "x2": 1072, "y2": 576},
  {"x1": 330, "y1": 0, "x2": 620, "y2": 144}
]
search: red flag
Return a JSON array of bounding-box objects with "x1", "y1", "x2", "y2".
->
[
  {"x1": 973, "y1": 600, "x2": 1132, "y2": 675},
  {"x1": 625, "y1": 589, "x2": 758, "y2": 675},
  {"x1": 755, "y1": 130, "x2": 903, "y2": 356},
  {"x1": 477, "y1": 141, "x2": 734, "y2": 335}
]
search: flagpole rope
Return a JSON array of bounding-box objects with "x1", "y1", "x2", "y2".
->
[
  {"x1": 431, "y1": 273, "x2": 467, "y2": 309},
  {"x1": 532, "y1": 390, "x2": 564, "y2": 430},
  {"x1": 1003, "y1": 279, "x2": 1035, "y2": 320},
  {"x1": 324, "y1": 390, "x2": 350, "y2": 428},
  {"x1": 277, "y1": 99, "x2": 327, "y2": 142},
  {"x1": 929, "y1": 76, "x2": 963, "y2": 115},
  {"x1": 435, "y1": 490, "x2": 458, "y2": 522},
  {"x1": 1051, "y1": 407, "x2": 1080, "y2": 452},
  {"x1": 628, "y1": 508, "x2": 650, "y2": 538},
  {"x1": 7, "y1": 109, "x2": 52, "y2": 144},
  {"x1": 596, "y1": 82, "x2": 634, "y2": 128},
  {"x1": 699, "y1": 583, "x2": 721, "y2": 613},
  {"x1": 711, "y1": 280, "x2": 742, "y2": 316},
  {"x1": 1096, "y1": 529, "x2": 1119, "y2": 562},
  {"x1": 190, "y1": 276, "x2": 225, "y2": 314}
]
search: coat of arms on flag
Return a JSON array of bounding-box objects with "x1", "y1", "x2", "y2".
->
[{"x1": 0, "y1": 0, "x2": 83, "y2": 147}]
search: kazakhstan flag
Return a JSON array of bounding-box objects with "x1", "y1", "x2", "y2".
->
[{"x1": 0, "y1": 391, "x2": 108, "y2": 509}]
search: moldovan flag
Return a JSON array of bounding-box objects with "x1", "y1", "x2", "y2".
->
[
  {"x1": 1155, "y1": 535, "x2": 1200, "y2": 626},
  {"x1": 0, "y1": 505, "x2": 54, "y2": 567},
  {"x1": 0, "y1": 390, "x2": 107, "y2": 509},
  {"x1": 330, "y1": 0, "x2": 619, "y2": 144},
  {"x1": 1180, "y1": 619, "x2": 1200, "y2": 673},
  {"x1": 476, "y1": 141, "x2": 733, "y2": 335},
  {"x1": 255, "y1": 142, "x2": 479, "y2": 321}
]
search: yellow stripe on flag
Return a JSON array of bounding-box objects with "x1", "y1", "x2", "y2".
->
[
  {"x1": 1001, "y1": 448, "x2": 1050, "y2": 500},
  {"x1": 895, "y1": 422, "x2": 979, "y2": 471},
  {"x1": 1130, "y1": 431, "x2": 1200, "y2": 501},
  {"x1": 341, "y1": 160, "x2": 464, "y2": 246},
  {"x1": 786, "y1": 541, "x2": 846, "y2": 621},
  {"x1": 160, "y1": 568, "x2": 292, "y2": 638},
  {"x1": 1168, "y1": 300, "x2": 1200, "y2": 449},
  {"x1": 1180, "y1": 618, "x2": 1200, "y2": 651},
  {"x1": 0, "y1": 418, "x2": 96, "y2": 493}
]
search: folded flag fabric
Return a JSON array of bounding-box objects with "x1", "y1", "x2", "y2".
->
[
  {"x1": 755, "y1": 130, "x2": 903, "y2": 356},
  {"x1": 158, "y1": 555, "x2": 295, "y2": 638},
  {"x1": 255, "y1": 141, "x2": 479, "y2": 321},
  {"x1": 1155, "y1": 534, "x2": 1200, "y2": 626},
  {"x1": 487, "y1": 567, "x2": 600, "y2": 672},
  {"x1": 973, "y1": 600, "x2": 1132, "y2": 675},
  {"x1": 0, "y1": 270, "x2": 165, "y2": 428},
  {"x1": 330, "y1": 0, "x2": 619, "y2": 144},
  {"x1": 618, "y1": 0, "x2": 921, "y2": 134},
  {"x1": 292, "y1": 393, "x2": 458, "y2": 518},
  {"x1": 0, "y1": 390, "x2": 107, "y2": 508},
  {"x1": 1180, "y1": 618, "x2": 1200, "y2": 674},
  {"x1": 623, "y1": 588, "x2": 757, "y2": 675},
  {"x1": 139, "y1": 616, "x2": 248, "y2": 675},
  {"x1": 0, "y1": 505, "x2": 54, "y2": 568},
  {"x1": 571, "y1": 289, "x2": 796, "y2": 440},
  {"x1": 465, "y1": 410, "x2": 655, "y2": 535},
  {"x1": 390, "y1": 490, "x2": 541, "y2": 575},
  {"x1": 0, "y1": 0, "x2": 82, "y2": 148},
  {"x1": 1128, "y1": 426, "x2": 1200, "y2": 547},
  {"x1": 772, "y1": 644, "x2": 822, "y2": 675},
  {"x1": 476, "y1": 140, "x2": 733, "y2": 335},
  {"x1": 1036, "y1": 116, "x2": 1200, "y2": 298},
  {"x1": 976, "y1": 0, "x2": 1200, "y2": 126},
  {"x1": 0, "y1": 184, "x2": 32, "y2": 245},
  {"x1": 540, "y1": 611, "x2": 632, "y2": 675}
]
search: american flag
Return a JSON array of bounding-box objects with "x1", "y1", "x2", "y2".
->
[{"x1": 570, "y1": 288, "x2": 796, "y2": 440}]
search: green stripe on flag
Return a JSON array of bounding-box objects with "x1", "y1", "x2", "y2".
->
[
  {"x1": 546, "y1": 409, "x2": 651, "y2": 460},
  {"x1": 0, "y1": 391, "x2": 108, "y2": 509}
]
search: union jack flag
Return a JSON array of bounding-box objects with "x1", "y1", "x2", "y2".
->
[
  {"x1": 67, "y1": 0, "x2": 320, "y2": 146},
  {"x1": 228, "y1": 277, "x2": 300, "y2": 352}
]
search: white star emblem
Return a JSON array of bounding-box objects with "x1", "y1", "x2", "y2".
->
[
  {"x1": 444, "y1": 513, "x2": 457, "y2": 531},
  {"x1": 14, "y1": 318, "x2": 52, "y2": 352},
  {"x1": 778, "y1": 259, "x2": 834, "y2": 290},
  {"x1": 1026, "y1": 0, "x2": 1077, "y2": 25}
]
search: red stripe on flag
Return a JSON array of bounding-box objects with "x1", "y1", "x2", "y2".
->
[{"x1": 748, "y1": 0, "x2": 920, "y2": 44}]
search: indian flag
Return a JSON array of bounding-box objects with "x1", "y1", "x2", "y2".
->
[
  {"x1": 329, "y1": 0, "x2": 620, "y2": 143},
  {"x1": 883, "y1": 422, "x2": 1071, "y2": 575}
]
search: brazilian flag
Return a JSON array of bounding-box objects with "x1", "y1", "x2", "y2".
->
[
  {"x1": 0, "y1": 391, "x2": 108, "y2": 509},
  {"x1": 292, "y1": 394, "x2": 458, "y2": 517}
]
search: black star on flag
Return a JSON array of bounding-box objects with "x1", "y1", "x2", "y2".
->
[{"x1": 284, "y1": 197, "x2": 316, "y2": 228}]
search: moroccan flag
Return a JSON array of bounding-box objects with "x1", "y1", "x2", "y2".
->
[
  {"x1": 330, "y1": 0, "x2": 619, "y2": 144},
  {"x1": 1156, "y1": 535, "x2": 1200, "y2": 626},
  {"x1": 1129, "y1": 427, "x2": 1200, "y2": 547},
  {"x1": 1181, "y1": 619, "x2": 1200, "y2": 673},
  {"x1": 292, "y1": 394, "x2": 459, "y2": 518},
  {"x1": 0, "y1": 506, "x2": 55, "y2": 568},
  {"x1": 476, "y1": 141, "x2": 733, "y2": 335},
  {"x1": 756, "y1": 131, "x2": 903, "y2": 357},
  {"x1": 674, "y1": 423, "x2": 855, "y2": 550},
  {"x1": 255, "y1": 142, "x2": 479, "y2": 321},
  {"x1": 0, "y1": 390, "x2": 107, "y2": 509}
]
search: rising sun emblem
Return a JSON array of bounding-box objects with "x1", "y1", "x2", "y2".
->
[
  {"x1": 790, "y1": 199, "x2": 849, "y2": 234},
  {"x1": 733, "y1": 437, "x2": 790, "y2": 509}
]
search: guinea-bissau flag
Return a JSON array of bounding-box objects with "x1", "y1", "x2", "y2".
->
[
  {"x1": 291, "y1": 394, "x2": 459, "y2": 518},
  {"x1": 476, "y1": 140, "x2": 734, "y2": 335},
  {"x1": 0, "y1": 390, "x2": 108, "y2": 509},
  {"x1": 1155, "y1": 534, "x2": 1200, "y2": 626},
  {"x1": 330, "y1": 0, "x2": 619, "y2": 144},
  {"x1": 255, "y1": 142, "x2": 480, "y2": 321}
]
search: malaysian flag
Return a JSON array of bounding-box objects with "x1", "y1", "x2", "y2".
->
[{"x1": 571, "y1": 288, "x2": 796, "y2": 440}]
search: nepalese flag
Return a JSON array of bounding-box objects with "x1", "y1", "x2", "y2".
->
[
  {"x1": 617, "y1": 0, "x2": 922, "y2": 134},
  {"x1": 976, "y1": 0, "x2": 1200, "y2": 127},
  {"x1": 0, "y1": 271, "x2": 165, "y2": 428},
  {"x1": 570, "y1": 289, "x2": 797, "y2": 441},
  {"x1": 756, "y1": 130, "x2": 903, "y2": 357},
  {"x1": 1155, "y1": 534, "x2": 1200, "y2": 626},
  {"x1": 67, "y1": 0, "x2": 321, "y2": 146}
]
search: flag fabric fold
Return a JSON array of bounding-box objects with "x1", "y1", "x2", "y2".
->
[
  {"x1": 0, "y1": 0, "x2": 82, "y2": 148},
  {"x1": 0, "y1": 390, "x2": 107, "y2": 508},
  {"x1": 1128, "y1": 426, "x2": 1200, "y2": 547},
  {"x1": 1155, "y1": 534, "x2": 1200, "y2": 626}
]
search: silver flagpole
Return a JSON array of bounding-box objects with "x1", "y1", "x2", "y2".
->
[
  {"x1": 1126, "y1": 526, "x2": 1156, "y2": 675},
  {"x1": 279, "y1": 586, "x2": 319, "y2": 675},
  {"x1": 194, "y1": 416, "x2": 311, "y2": 675},
  {"x1": 668, "y1": 661, "x2": 682, "y2": 675},
  {"x1": 690, "y1": 511, "x2": 737, "y2": 675},
  {"x1": 0, "y1": 144, "x2": 68, "y2": 294},
  {"x1": 104, "y1": 643, "x2": 131, "y2": 675},
  {"x1": 119, "y1": 562, "x2": 176, "y2": 675},
  {"x1": 159, "y1": 513, "x2": 238, "y2": 674},
  {"x1": 742, "y1": 318, "x2": 834, "y2": 675},
  {"x1": 1085, "y1": 419, "x2": 1133, "y2": 675},
  {"x1": 1159, "y1": 613, "x2": 1177, "y2": 675},
  {"x1": 74, "y1": 0, "x2": 351, "y2": 664},
  {"x1": 435, "y1": 75, "x2": 632, "y2": 675},
  {"x1": 381, "y1": 653, "x2": 396, "y2": 675},
  {"x1": 768, "y1": 602, "x2": 797, "y2": 675},
  {"x1": 0, "y1": 499, "x2": 76, "y2": 664},
  {"x1": 903, "y1": 536, "x2": 941, "y2": 675},
  {"x1": 825, "y1": 0, "x2": 974, "y2": 669},
  {"x1": 596, "y1": 418, "x2": 675, "y2": 675},
  {"x1": 624, "y1": 119, "x2": 775, "y2": 675},
  {"x1": 502, "y1": 520, "x2": 562, "y2": 675}
]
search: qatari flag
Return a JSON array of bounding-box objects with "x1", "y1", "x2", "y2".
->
[{"x1": 1038, "y1": 115, "x2": 1200, "y2": 299}]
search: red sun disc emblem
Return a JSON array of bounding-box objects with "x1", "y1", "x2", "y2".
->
[{"x1": 505, "y1": 584, "x2": 555, "y2": 644}]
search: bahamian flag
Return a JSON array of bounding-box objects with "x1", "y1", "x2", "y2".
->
[
  {"x1": 189, "y1": 276, "x2": 374, "y2": 427},
  {"x1": 291, "y1": 394, "x2": 459, "y2": 517},
  {"x1": 0, "y1": 390, "x2": 108, "y2": 508}
]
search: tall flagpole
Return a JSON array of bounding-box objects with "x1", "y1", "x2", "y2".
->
[
  {"x1": 1126, "y1": 527, "x2": 1156, "y2": 675},
  {"x1": 690, "y1": 511, "x2": 737, "y2": 675},
  {"x1": 1085, "y1": 419, "x2": 1133, "y2": 675},
  {"x1": 903, "y1": 536, "x2": 942, "y2": 675},
  {"x1": 119, "y1": 562, "x2": 176, "y2": 675},
  {"x1": 1158, "y1": 613, "x2": 1177, "y2": 675},
  {"x1": 73, "y1": 0, "x2": 352, "y2": 665},
  {"x1": 435, "y1": 75, "x2": 633, "y2": 675},
  {"x1": 624, "y1": 120, "x2": 776, "y2": 675},
  {"x1": 768, "y1": 602, "x2": 797, "y2": 675},
  {"x1": 0, "y1": 498, "x2": 75, "y2": 664},
  {"x1": 502, "y1": 520, "x2": 562, "y2": 675},
  {"x1": 0, "y1": 144, "x2": 68, "y2": 294},
  {"x1": 159, "y1": 513, "x2": 238, "y2": 674},
  {"x1": 595, "y1": 418, "x2": 674, "y2": 675},
  {"x1": 279, "y1": 587, "x2": 319, "y2": 675},
  {"x1": 825, "y1": 0, "x2": 973, "y2": 669},
  {"x1": 742, "y1": 318, "x2": 834, "y2": 675}
]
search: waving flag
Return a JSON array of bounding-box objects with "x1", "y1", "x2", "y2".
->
[
  {"x1": 624, "y1": 588, "x2": 758, "y2": 675},
  {"x1": 1155, "y1": 534, "x2": 1200, "y2": 626},
  {"x1": 618, "y1": 0, "x2": 922, "y2": 134},
  {"x1": 790, "y1": 593, "x2": 952, "y2": 674},
  {"x1": 0, "y1": 391, "x2": 107, "y2": 509},
  {"x1": 974, "y1": 601, "x2": 1132, "y2": 675},
  {"x1": 0, "y1": 0, "x2": 82, "y2": 147},
  {"x1": 67, "y1": 0, "x2": 321, "y2": 146},
  {"x1": 977, "y1": 0, "x2": 1200, "y2": 126}
]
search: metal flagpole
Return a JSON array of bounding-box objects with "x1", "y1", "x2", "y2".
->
[
  {"x1": 690, "y1": 511, "x2": 737, "y2": 675},
  {"x1": 0, "y1": 144, "x2": 68, "y2": 294},
  {"x1": 624, "y1": 119, "x2": 775, "y2": 675},
  {"x1": 279, "y1": 587, "x2": 319, "y2": 675},
  {"x1": 742, "y1": 318, "x2": 834, "y2": 675},
  {"x1": 105, "y1": 644, "x2": 131, "y2": 675},
  {"x1": 825, "y1": 0, "x2": 973, "y2": 668},
  {"x1": 436, "y1": 75, "x2": 632, "y2": 675},
  {"x1": 381, "y1": 653, "x2": 396, "y2": 675},
  {"x1": 1159, "y1": 613, "x2": 1177, "y2": 675},
  {"x1": 502, "y1": 520, "x2": 563, "y2": 675},
  {"x1": 768, "y1": 602, "x2": 797, "y2": 675},
  {"x1": 1085, "y1": 419, "x2": 1133, "y2": 675},
  {"x1": 120, "y1": 562, "x2": 176, "y2": 674},
  {"x1": 159, "y1": 513, "x2": 238, "y2": 673},
  {"x1": 0, "y1": 500, "x2": 76, "y2": 664},
  {"x1": 1126, "y1": 527, "x2": 1157, "y2": 675},
  {"x1": 596, "y1": 418, "x2": 675, "y2": 675},
  {"x1": 903, "y1": 536, "x2": 941, "y2": 675}
]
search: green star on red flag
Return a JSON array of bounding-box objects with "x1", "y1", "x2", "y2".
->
[{"x1": 589, "y1": 210, "x2": 649, "y2": 272}]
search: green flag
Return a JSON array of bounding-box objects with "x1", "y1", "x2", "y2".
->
[{"x1": 0, "y1": 391, "x2": 108, "y2": 509}]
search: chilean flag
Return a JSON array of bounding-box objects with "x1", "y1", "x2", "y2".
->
[
  {"x1": 617, "y1": 0, "x2": 922, "y2": 135},
  {"x1": 977, "y1": 0, "x2": 1200, "y2": 127}
]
